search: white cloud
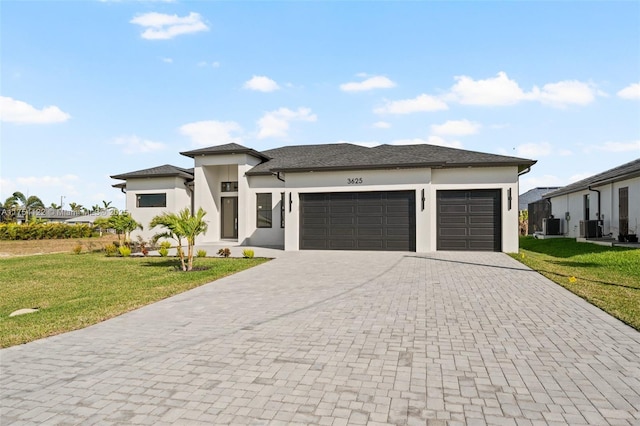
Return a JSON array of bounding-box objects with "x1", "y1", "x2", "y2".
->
[
  {"x1": 590, "y1": 140, "x2": 640, "y2": 153},
  {"x1": 0, "y1": 96, "x2": 70, "y2": 124},
  {"x1": 374, "y1": 94, "x2": 448, "y2": 114},
  {"x1": 532, "y1": 80, "x2": 597, "y2": 107},
  {"x1": 180, "y1": 120, "x2": 243, "y2": 146},
  {"x1": 448, "y1": 72, "x2": 528, "y2": 106},
  {"x1": 113, "y1": 135, "x2": 166, "y2": 154},
  {"x1": 390, "y1": 135, "x2": 463, "y2": 149},
  {"x1": 617, "y1": 83, "x2": 640, "y2": 100},
  {"x1": 340, "y1": 75, "x2": 396, "y2": 92},
  {"x1": 431, "y1": 119, "x2": 480, "y2": 136},
  {"x1": 447, "y1": 72, "x2": 599, "y2": 107},
  {"x1": 373, "y1": 121, "x2": 391, "y2": 129},
  {"x1": 130, "y1": 12, "x2": 208, "y2": 40},
  {"x1": 514, "y1": 142, "x2": 572, "y2": 158},
  {"x1": 257, "y1": 107, "x2": 317, "y2": 139},
  {"x1": 16, "y1": 174, "x2": 79, "y2": 189},
  {"x1": 243, "y1": 75, "x2": 280, "y2": 92},
  {"x1": 161, "y1": 57, "x2": 173, "y2": 63},
  {"x1": 198, "y1": 61, "x2": 220, "y2": 68}
]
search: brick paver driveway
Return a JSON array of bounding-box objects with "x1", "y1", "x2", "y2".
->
[{"x1": 1, "y1": 251, "x2": 639, "y2": 425}]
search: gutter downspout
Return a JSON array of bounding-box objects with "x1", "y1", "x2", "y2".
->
[
  {"x1": 120, "y1": 187, "x2": 126, "y2": 194},
  {"x1": 274, "y1": 172, "x2": 285, "y2": 183}
]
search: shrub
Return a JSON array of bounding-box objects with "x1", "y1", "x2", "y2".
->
[
  {"x1": 0, "y1": 223, "x2": 92, "y2": 240},
  {"x1": 197, "y1": 249, "x2": 207, "y2": 258},
  {"x1": 72, "y1": 243, "x2": 83, "y2": 255},
  {"x1": 217, "y1": 248, "x2": 231, "y2": 258},
  {"x1": 242, "y1": 249, "x2": 255, "y2": 259},
  {"x1": 159, "y1": 241, "x2": 172, "y2": 250},
  {"x1": 158, "y1": 247, "x2": 169, "y2": 257},
  {"x1": 104, "y1": 243, "x2": 118, "y2": 257},
  {"x1": 118, "y1": 246, "x2": 131, "y2": 257}
]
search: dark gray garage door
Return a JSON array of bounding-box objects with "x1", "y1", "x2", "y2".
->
[
  {"x1": 300, "y1": 191, "x2": 416, "y2": 251},
  {"x1": 437, "y1": 189, "x2": 501, "y2": 251}
]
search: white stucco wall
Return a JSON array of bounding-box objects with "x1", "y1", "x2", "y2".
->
[
  {"x1": 192, "y1": 154, "x2": 262, "y2": 243},
  {"x1": 550, "y1": 176, "x2": 640, "y2": 238},
  {"x1": 244, "y1": 175, "x2": 285, "y2": 247},
  {"x1": 125, "y1": 177, "x2": 192, "y2": 241}
]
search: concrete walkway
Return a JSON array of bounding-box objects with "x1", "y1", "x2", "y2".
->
[{"x1": 1, "y1": 251, "x2": 639, "y2": 425}]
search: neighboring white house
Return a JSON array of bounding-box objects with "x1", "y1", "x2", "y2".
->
[
  {"x1": 544, "y1": 158, "x2": 640, "y2": 239},
  {"x1": 111, "y1": 143, "x2": 536, "y2": 252}
]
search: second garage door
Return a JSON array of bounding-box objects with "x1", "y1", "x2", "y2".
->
[
  {"x1": 437, "y1": 189, "x2": 502, "y2": 251},
  {"x1": 300, "y1": 191, "x2": 416, "y2": 251}
]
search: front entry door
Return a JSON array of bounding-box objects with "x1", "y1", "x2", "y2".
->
[{"x1": 221, "y1": 197, "x2": 238, "y2": 239}]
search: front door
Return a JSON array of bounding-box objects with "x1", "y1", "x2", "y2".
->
[
  {"x1": 221, "y1": 197, "x2": 238, "y2": 239},
  {"x1": 619, "y1": 187, "x2": 629, "y2": 235}
]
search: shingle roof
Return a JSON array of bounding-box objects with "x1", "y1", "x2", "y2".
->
[
  {"x1": 180, "y1": 143, "x2": 271, "y2": 161},
  {"x1": 544, "y1": 158, "x2": 640, "y2": 198},
  {"x1": 247, "y1": 143, "x2": 536, "y2": 175},
  {"x1": 110, "y1": 164, "x2": 194, "y2": 180},
  {"x1": 519, "y1": 187, "x2": 561, "y2": 210}
]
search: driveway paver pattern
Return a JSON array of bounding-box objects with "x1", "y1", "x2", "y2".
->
[{"x1": 1, "y1": 251, "x2": 639, "y2": 425}]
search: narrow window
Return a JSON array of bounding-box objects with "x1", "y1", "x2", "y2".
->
[
  {"x1": 280, "y1": 192, "x2": 285, "y2": 228},
  {"x1": 221, "y1": 181, "x2": 238, "y2": 192},
  {"x1": 137, "y1": 193, "x2": 166, "y2": 208},
  {"x1": 584, "y1": 194, "x2": 590, "y2": 220},
  {"x1": 257, "y1": 193, "x2": 272, "y2": 228}
]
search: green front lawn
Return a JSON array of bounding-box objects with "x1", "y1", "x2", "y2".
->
[
  {"x1": 512, "y1": 237, "x2": 640, "y2": 330},
  {"x1": 0, "y1": 253, "x2": 268, "y2": 348}
]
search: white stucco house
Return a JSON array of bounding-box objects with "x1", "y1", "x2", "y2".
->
[
  {"x1": 543, "y1": 158, "x2": 640, "y2": 240},
  {"x1": 111, "y1": 142, "x2": 536, "y2": 252}
]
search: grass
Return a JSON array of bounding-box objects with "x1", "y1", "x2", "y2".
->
[
  {"x1": 511, "y1": 237, "x2": 640, "y2": 330},
  {"x1": 0, "y1": 252, "x2": 269, "y2": 347}
]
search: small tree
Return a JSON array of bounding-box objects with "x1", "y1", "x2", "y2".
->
[
  {"x1": 150, "y1": 207, "x2": 208, "y2": 272},
  {"x1": 95, "y1": 211, "x2": 142, "y2": 245}
]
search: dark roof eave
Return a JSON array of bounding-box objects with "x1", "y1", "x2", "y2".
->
[
  {"x1": 180, "y1": 148, "x2": 271, "y2": 161},
  {"x1": 545, "y1": 169, "x2": 640, "y2": 198},
  {"x1": 249, "y1": 160, "x2": 536, "y2": 175},
  {"x1": 109, "y1": 172, "x2": 192, "y2": 180},
  {"x1": 263, "y1": 162, "x2": 446, "y2": 174}
]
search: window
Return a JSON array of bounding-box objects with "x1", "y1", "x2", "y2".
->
[
  {"x1": 256, "y1": 193, "x2": 272, "y2": 228},
  {"x1": 221, "y1": 182, "x2": 238, "y2": 192},
  {"x1": 137, "y1": 193, "x2": 166, "y2": 208},
  {"x1": 584, "y1": 194, "x2": 590, "y2": 220},
  {"x1": 280, "y1": 192, "x2": 285, "y2": 228}
]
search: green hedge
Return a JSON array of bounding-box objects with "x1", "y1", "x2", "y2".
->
[{"x1": 0, "y1": 223, "x2": 93, "y2": 240}]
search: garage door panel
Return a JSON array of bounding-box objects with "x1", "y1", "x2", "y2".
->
[
  {"x1": 440, "y1": 205, "x2": 468, "y2": 214},
  {"x1": 437, "y1": 190, "x2": 501, "y2": 251},
  {"x1": 441, "y1": 216, "x2": 468, "y2": 225},
  {"x1": 331, "y1": 205, "x2": 355, "y2": 214},
  {"x1": 358, "y1": 216, "x2": 384, "y2": 225},
  {"x1": 300, "y1": 191, "x2": 415, "y2": 251}
]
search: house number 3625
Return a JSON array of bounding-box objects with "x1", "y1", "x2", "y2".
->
[{"x1": 347, "y1": 177, "x2": 363, "y2": 184}]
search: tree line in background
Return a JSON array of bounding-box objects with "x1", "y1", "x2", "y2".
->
[
  {"x1": 1, "y1": 191, "x2": 116, "y2": 223},
  {"x1": 1, "y1": 192, "x2": 209, "y2": 271}
]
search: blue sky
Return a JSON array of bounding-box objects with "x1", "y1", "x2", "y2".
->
[{"x1": 1, "y1": 0, "x2": 639, "y2": 210}]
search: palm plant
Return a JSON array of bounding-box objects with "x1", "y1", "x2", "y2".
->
[
  {"x1": 8, "y1": 191, "x2": 44, "y2": 222},
  {"x1": 150, "y1": 207, "x2": 208, "y2": 272},
  {"x1": 95, "y1": 211, "x2": 142, "y2": 244}
]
